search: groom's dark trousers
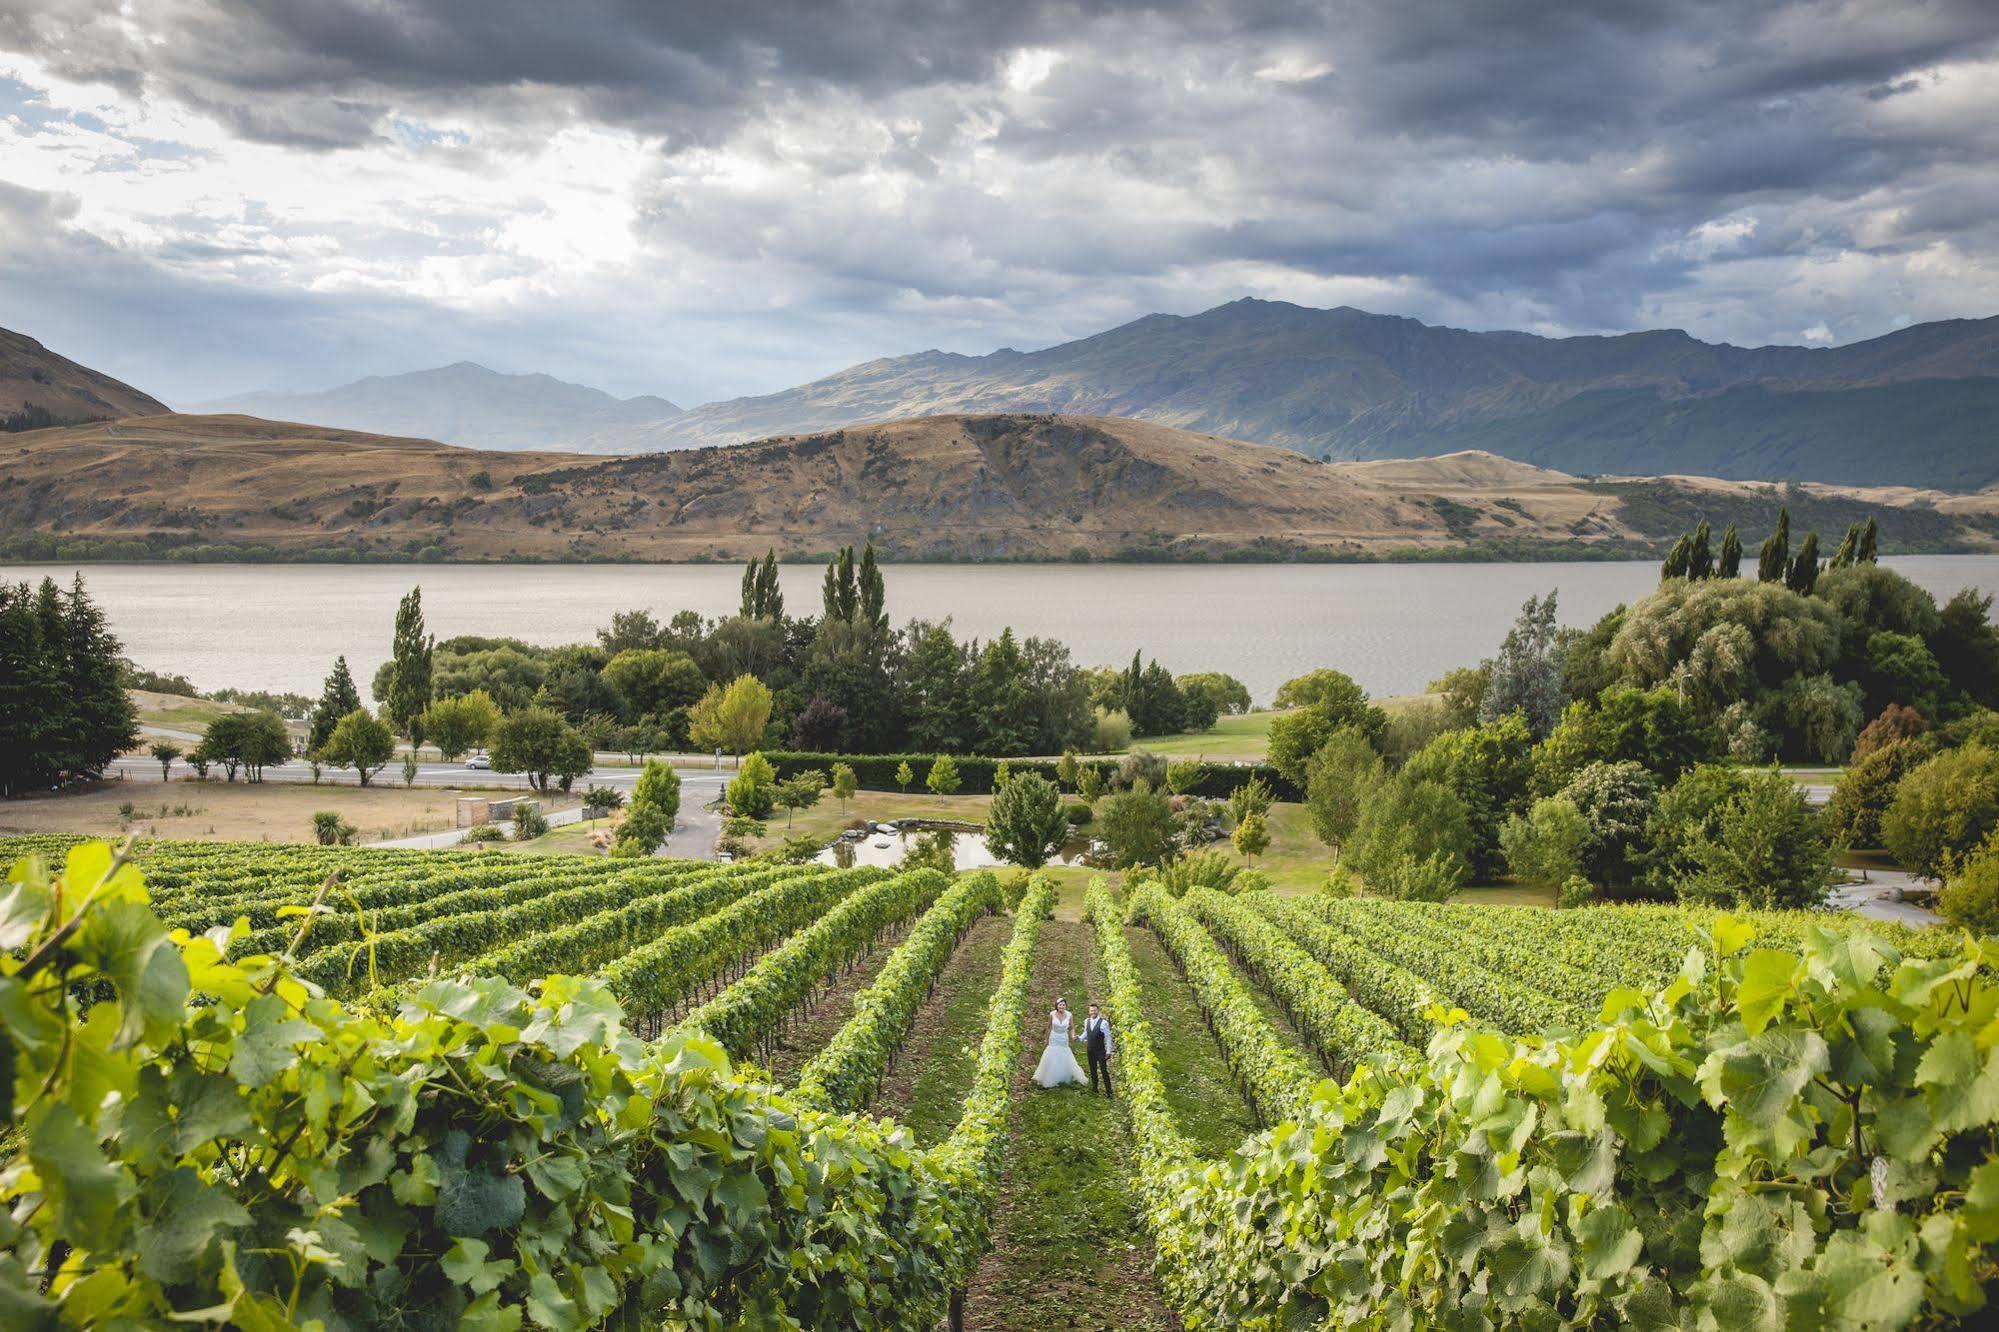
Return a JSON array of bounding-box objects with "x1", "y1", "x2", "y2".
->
[{"x1": 1086, "y1": 1024, "x2": 1112, "y2": 1096}]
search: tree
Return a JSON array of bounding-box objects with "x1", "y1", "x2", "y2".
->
[
  {"x1": 740, "y1": 549, "x2": 784, "y2": 620},
  {"x1": 775, "y1": 771, "x2": 826, "y2": 829},
  {"x1": 1757, "y1": 506, "x2": 1790, "y2": 583},
  {"x1": 1552, "y1": 760, "x2": 1661, "y2": 898},
  {"x1": 1179, "y1": 672, "x2": 1251, "y2": 716},
  {"x1": 688, "y1": 675, "x2": 773, "y2": 759},
  {"x1": 1056, "y1": 751, "x2": 1080, "y2": 791},
  {"x1": 1347, "y1": 776, "x2": 1474, "y2": 899},
  {"x1": 1480, "y1": 592, "x2": 1565, "y2": 736},
  {"x1": 196, "y1": 712, "x2": 292, "y2": 783},
  {"x1": 895, "y1": 759, "x2": 914, "y2": 793},
  {"x1": 419, "y1": 690, "x2": 500, "y2": 762},
  {"x1": 793, "y1": 696, "x2": 848, "y2": 750},
  {"x1": 984, "y1": 772, "x2": 1067, "y2": 868},
  {"x1": 401, "y1": 750, "x2": 420, "y2": 787},
  {"x1": 385, "y1": 586, "x2": 435, "y2": 745},
  {"x1": 151, "y1": 741, "x2": 182, "y2": 781},
  {"x1": 1268, "y1": 669, "x2": 1385, "y2": 784},
  {"x1": 1717, "y1": 522, "x2": 1742, "y2": 578},
  {"x1": 1676, "y1": 768, "x2": 1836, "y2": 910},
  {"x1": 1882, "y1": 741, "x2": 1999, "y2": 879},
  {"x1": 1785, "y1": 530, "x2": 1822, "y2": 596},
  {"x1": 0, "y1": 575, "x2": 138, "y2": 797},
  {"x1": 1777, "y1": 673, "x2": 1866, "y2": 765},
  {"x1": 1401, "y1": 714, "x2": 1536, "y2": 879},
  {"x1": 1231, "y1": 811, "x2": 1271, "y2": 864},
  {"x1": 308, "y1": 656, "x2": 363, "y2": 753},
  {"x1": 1852, "y1": 703, "x2": 1929, "y2": 763},
  {"x1": 993, "y1": 759, "x2": 1013, "y2": 790},
  {"x1": 1826, "y1": 737, "x2": 1932, "y2": 850},
  {"x1": 926, "y1": 754, "x2": 962, "y2": 797},
  {"x1": 1500, "y1": 796, "x2": 1592, "y2": 887},
  {"x1": 489, "y1": 707, "x2": 592, "y2": 793},
  {"x1": 1533, "y1": 686, "x2": 1715, "y2": 794},
  {"x1": 1228, "y1": 774, "x2": 1273, "y2": 825},
  {"x1": 1830, "y1": 522, "x2": 1861, "y2": 570},
  {"x1": 601, "y1": 649, "x2": 706, "y2": 720},
  {"x1": 1077, "y1": 765, "x2": 1106, "y2": 805},
  {"x1": 830, "y1": 762, "x2": 858, "y2": 813},
  {"x1": 726, "y1": 752, "x2": 778, "y2": 819},
  {"x1": 1305, "y1": 726, "x2": 1387, "y2": 854},
  {"x1": 1096, "y1": 783, "x2": 1177, "y2": 868},
  {"x1": 1430, "y1": 666, "x2": 1489, "y2": 728},
  {"x1": 1164, "y1": 759, "x2": 1200, "y2": 796},
  {"x1": 1858, "y1": 516, "x2": 1879, "y2": 564},
  {"x1": 597, "y1": 609, "x2": 667, "y2": 655},
  {"x1": 321, "y1": 710, "x2": 394, "y2": 786},
  {"x1": 615, "y1": 759, "x2": 682, "y2": 857}
]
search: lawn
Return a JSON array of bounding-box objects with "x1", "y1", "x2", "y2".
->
[
  {"x1": 0, "y1": 778, "x2": 573, "y2": 845},
  {"x1": 1109, "y1": 708, "x2": 1287, "y2": 760},
  {"x1": 743, "y1": 789, "x2": 995, "y2": 852},
  {"x1": 503, "y1": 817, "x2": 619, "y2": 856}
]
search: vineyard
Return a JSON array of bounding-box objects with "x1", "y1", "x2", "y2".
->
[{"x1": 4, "y1": 833, "x2": 1999, "y2": 1328}]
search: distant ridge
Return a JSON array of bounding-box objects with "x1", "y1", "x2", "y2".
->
[
  {"x1": 195, "y1": 361, "x2": 684, "y2": 453},
  {"x1": 3, "y1": 410, "x2": 1994, "y2": 564},
  {"x1": 629, "y1": 300, "x2": 1999, "y2": 489},
  {"x1": 0, "y1": 326, "x2": 169, "y2": 431}
]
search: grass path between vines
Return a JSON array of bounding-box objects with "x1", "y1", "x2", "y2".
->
[
  {"x1": 962, "y1": 919, "x2": 1179, "y2": 1331},
  {"x1": 1124, "y1": 925, "x2": 1262, "y2": 1154},
  {"x1": 868, "y1": 913, "x2": 1012, "y2": 1145},
  {"x1": 759, "y1": 920, "x2": 914, "y2": 1087}
]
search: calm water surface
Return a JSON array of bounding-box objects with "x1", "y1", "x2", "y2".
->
[{"x1": 8, "y1": 557, "x2": 1997, "y2": 705}]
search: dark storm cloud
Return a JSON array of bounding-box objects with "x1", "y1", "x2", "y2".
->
[{"x1": 3, "y1": 0, "x2": 1998, "y2": 403}]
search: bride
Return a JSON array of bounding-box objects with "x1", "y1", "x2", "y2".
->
[{"x1": 1034, "y1": 998, "x2": 1089, "y2": 1089}]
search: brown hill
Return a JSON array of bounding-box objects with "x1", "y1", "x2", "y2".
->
[
  {"x1": 1, "y1": 327, "x2": 169, "y2": 431},
  {"x1": 2, "y1": 411, "x2": 1992, "y2": 562}
]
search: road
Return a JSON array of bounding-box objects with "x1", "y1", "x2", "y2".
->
[{"x1": 105, "y1": 756, "x2": 733, "y2": 858}]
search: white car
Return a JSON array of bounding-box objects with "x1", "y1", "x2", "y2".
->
[{"x1": 465, "y1": 754, "x2": 490, "y2": 770}]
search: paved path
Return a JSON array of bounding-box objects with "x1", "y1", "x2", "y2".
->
[
  {"x1": 365, "y1": 772, "x2": 729, "y2": 856},
  {"x1": 1827, "y1": 865, "x2": 1944, "y2": 927}
]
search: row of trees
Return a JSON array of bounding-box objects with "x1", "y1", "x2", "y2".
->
[{"x1": 1658, "y1": 509, "x2": 1881, "y2": 596}]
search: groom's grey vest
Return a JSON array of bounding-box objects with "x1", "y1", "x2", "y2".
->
[{"x1": 1085, "y1": 1018, "x2": 1109, "y2": 1058}]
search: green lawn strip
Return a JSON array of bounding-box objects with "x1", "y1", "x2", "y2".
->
[
  {"x1": 754, "y1": 922, "x2": 915, "y2": 1088},
  {"x1": 963, "y1": 919, "x2": 1179, "y2": 1332},
  {"x1": 1207, "y1": 917, "x2": 1335, "y2": 1076},
  {"x1": 1122, "y1": 924, "x2": 1261, "y2": 1156},
  {"x1": 867, "y1": 913, "x2": 1013, "y2": 1145}
]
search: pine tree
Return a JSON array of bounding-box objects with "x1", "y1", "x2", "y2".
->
[
  {"x1": 1717, "y1": 522, "x2": 1743, "y2": 578},
  {"x1": 1859, "y1": 516, "x2": 1879, "y2": 564},
  {"x1": 1757, "y1": 507, "x2": 1791, "y2": 583},
  {"x1": 385, "y1": 586, "x2": 434, "y2": 745},
  {"x1": 1786, "y1": 530, "x2": 1822, "y2": 595},
  {"x1": 0, "y1": 576, "x2": 134, "y2": 795},
  {"x1": 309, "y1": 656, "x2": 362, "y2": 752},
  {"x1": 1688, "y1": 520, "x2": 1714, "y2": 579},
  {"x1": 62, "y1": 574, "x2": 138, "y2": 780}
]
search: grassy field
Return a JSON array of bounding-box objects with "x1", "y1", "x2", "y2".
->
[
  {"x1": 128, "y1": 688, "x2": 258, "y2": 733},
  {"x1": 1110, "y1": 708, "x2": 1288, "y2": 760},
  {"x1": 744, "y1": 789, "x2": 995, "y2": 852},
  {"x1": 0, "y1": 778, "x2": 576, "y2": 844},
  {"x1": 503, "y1": 817, "x2": 617, "y2": 856}
]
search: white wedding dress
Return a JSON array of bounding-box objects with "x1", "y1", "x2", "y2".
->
[{"x1": 1034, "y1": 1011, "x2": 1088, "y2": 1088}]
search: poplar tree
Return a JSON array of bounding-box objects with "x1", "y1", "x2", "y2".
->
[
  {"x1": 385, "y1": 587, "x2": 434, "y2": 745},
  {"x1": 1757, "y1": 507, "x2": 1791, "y2": 583},
  {"x1": 1717, "y1": 522, "x2": 1743, "y2": 578}
]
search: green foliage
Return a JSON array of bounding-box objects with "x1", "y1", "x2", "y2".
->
[
  {"x1": 1882, "y1": 740, "x2": 1999, "y2": 879},
  {"x1": 311, "y1": 809, "x2": 356, "y2": 845},
  {"x1": 1140, "y1": 849, "x2": 1248, "y2": 898},
  {"x1": 1097, "y1": 782, "x2": 1178, "y2": 868},
  {"x1": 1226, "y1": 773, "x2": 1273, "y2": 825},
  {"x1": 1230, "y1": 810, "x2": 1270, "y2": 863},
  {"x1": 1674, "y1": 768, "x2": 1838, "y2": 910},
  {"x1": 1267, "y1": 668, "x2": 1385, "y2": 783},
  {"x1": 984, "y1": 772, "x2": 1068, "y2": 868},
  {"x1": 1534, "y1": 685, "x2": 1716, "y2": 794},
  {"x1": 581, "y1": 783, "x2": 626, "y2": 813},
  {"x1": 688, "y1": 672, "x2": 775, "y2": 756},
  {"x1": 1478, "y1": 590, "x2": 1566, "y2": 735},
  {"x1": 1938, "y1": 832, "x2": 1999, "y2": 935},
  {"x1": 1501, "y1": 794, "x2": 1591, "y2": 888},
  {"x1": 1777, "y1": 672, "x2": 1867, "y2": 764},
  {"x1": 0, "y1": 845, "x2": 1040, "y2": 1329},
  {"x1": 319, "y1": 708, "x2": 394, "y2": 785},
  {"x1": 307, "y1": 654, "x2": 362, "y2": 752},
  {"x1": 1304, "y1": 725, "x2": 1386, "y2": 852},
  {"x1": 830, "y1": 761, "x2": 858, "y2": 811},
  {"x1": 511, "y1": 800, "x2": 550, "y2": 840},
  {"x1": 599, "y1": 647, "x2": 707, "y2": 720},
  {"x1": 1402, "y1": 713, "x2": 1536, "y2": 878},
  {"x1": 898, "y1": 829, "x2": 960, "y2": 874},
  {"x1": 1177, "y1": 671, "x2": 1251, "y2": 717},
  {"x1": 148, "y1": 740, "x2": 182, "y2": 780},
  {"x1": 489, "y1": 705, "x2": 592, "y2": 793},
  {"x1": 896, "y1": 758, "x2": 914, "y2": 791},
  {"x1": 0, "y1": 574, "x2": 139, "y2": 795},
  {"x1": 1347, "y1": 774, "x2": 1474, "y2": 899},
  {"x1": 385, "y1": 584, "x2": 435, "y2": 742},
  {"x1": 194, "y1": 710, "x2": 292, "y2": 782},
  {"x1": 1094, "y1": 868, "x2": 1999, "y2": 1330},
  {"x1": 1551, "y1": 759, "x2": 1660, "y2": 897},
  {"x1": 616, "y1": 760, "x2": 678, "y2": 856},
  {"x1": 726, "y1": 751, "x2": 779, "y2": 819},
  {"x1": 1164, "y1": 758, "x2": 1201, "y2": 795},
  {"x1": 1091, "y1": 706, "x2": 1133, "y2": 751},
  {"x1": 775, "y1": 769, "x2": 826, "y2": 827},
  {"x1": 757, "y1": 748, "x2": 1295, "y2": 800},
  {"x1": 1825, "y1": 737, "x2": 1932, "y2": 850},
  {"x1": 418, "y1": 688, "x2": 499, "y2": 760},
  {"x1": 925, "y1": 753, "x2": 962, "y2": 796}
]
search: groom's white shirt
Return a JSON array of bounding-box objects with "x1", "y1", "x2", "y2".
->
[{"x1": 1083, "y1": 1014, "x2": 1113, "y2": 1055}]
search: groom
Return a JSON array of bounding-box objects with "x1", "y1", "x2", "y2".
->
[{"x1": 1082, "y1": 1002, "x2": 1113, "y2": 1096}]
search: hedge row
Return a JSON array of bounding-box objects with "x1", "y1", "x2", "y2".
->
[{"x1": 756, "y1": 750, "x2": 1300, "y2": 801}]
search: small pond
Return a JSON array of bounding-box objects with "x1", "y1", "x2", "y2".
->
[{"x1": 814, "y1": 824, "x2": 1094, "y2": 871}]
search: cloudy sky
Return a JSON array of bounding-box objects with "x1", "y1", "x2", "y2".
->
[{"x1": 3, "y1": 0, "x2": 1998, "y2": 407}]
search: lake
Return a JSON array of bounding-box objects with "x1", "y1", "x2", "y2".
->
[{"x1": 7, "y1": 556, "x2": 1998, "y2": 705}]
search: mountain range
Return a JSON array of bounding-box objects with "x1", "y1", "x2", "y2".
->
[
  {"x1": 183, "y1": 300, "x2": 1999, "y2": 488},
  {"x1": 193, "y1": 362, "x2": 682, "y2": 453},
  {"x1": 4, "y1": 412, "x2": 1994, "y2": 564}
]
